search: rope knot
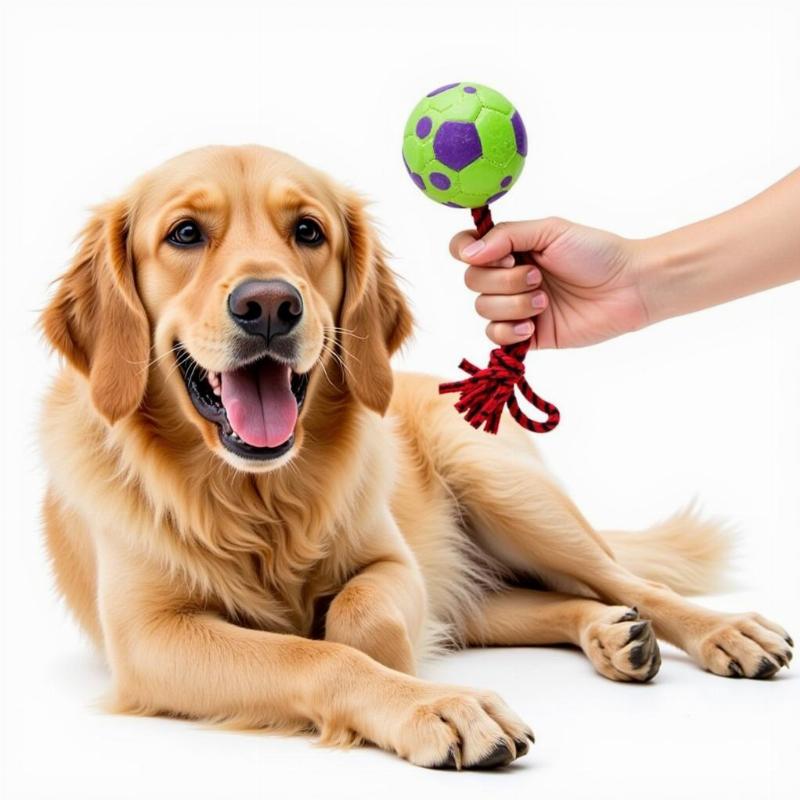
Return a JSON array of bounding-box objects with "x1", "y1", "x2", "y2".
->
[
  {"x1": 487, "y1": 347, "x2": 526, "y2": 382},
  {"x1": 438, "y1": 340, "x2": 561, "y2": 434}
]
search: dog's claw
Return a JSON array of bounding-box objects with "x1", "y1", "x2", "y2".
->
[
  {"x1": 616, "y1": 608, "x2": 639, "y2": 623},
  {"x1": 644, "y1": 649, "x2": 661, "y2": 681},
  {"x1": 433, "y1": 745, "x2": 461, "y2": 771},
  {"x1": 729, "y1": 659, "x2": 744, "y2": 678},
  {"x1": 626, "y1": 621, "x2": 650, "y2": 645},
  {"x1": 754, "y1": 656, "x2": 780, "y2": 679},
  {"x1": 474, "y1": 740, "x2": 514, "y2": 769}
]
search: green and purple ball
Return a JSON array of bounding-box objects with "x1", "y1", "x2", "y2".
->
[{"x1": 402, "y1": 82, "x2": 527, "y2": 209}]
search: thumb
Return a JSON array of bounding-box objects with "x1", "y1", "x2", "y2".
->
[{"x1": 456, "y1": 217, "x2": 570, "y2": 265}]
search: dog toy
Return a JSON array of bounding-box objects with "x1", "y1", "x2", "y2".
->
[{"x1": 402, "y1": 82, "x2": 560, "y2": 434}]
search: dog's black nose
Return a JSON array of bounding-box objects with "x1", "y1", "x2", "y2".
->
[{"x1": 228, "y1": 279, "x2": 303, "y2": 342}]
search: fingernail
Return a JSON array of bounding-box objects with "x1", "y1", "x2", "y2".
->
[
  {"x1": 499, "y1": 255, "x2": 516, "y2": 268},
  {"x1": 462, "y1": 239, "x2": 486, "y2": 258},
  {"x1": 531, "y1": 292, "x2": 547, "y2": 309},
  {"x1": 526, "y1": 268, "x2": 541, "y2": 285},
  {"x1": 513, "y1": 321, "x2": 534, "y2": 335}
]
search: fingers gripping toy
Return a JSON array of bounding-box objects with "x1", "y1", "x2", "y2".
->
[{"x1": 402, "y1": 81, "x2": 560, "y2": 435}]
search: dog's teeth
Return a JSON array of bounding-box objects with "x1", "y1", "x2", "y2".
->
[{"x1": 212, "y1": 387, "x2": 221, "y2": 396}]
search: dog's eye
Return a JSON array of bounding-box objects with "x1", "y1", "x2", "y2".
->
[
  {"x1": 167, "y1": 220, "x2": 205, "y2": 247},
  {"x1": 294, "y1": 218, "x2": 325, "y2": 247}
]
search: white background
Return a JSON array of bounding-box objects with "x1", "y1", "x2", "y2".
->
[{"x1": 1, "y1": 0, "x2": 799, "y2": 797}]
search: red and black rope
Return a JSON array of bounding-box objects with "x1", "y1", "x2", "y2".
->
[{"x1": 438, "y1": 205, "x2": 560, "y2": 435}]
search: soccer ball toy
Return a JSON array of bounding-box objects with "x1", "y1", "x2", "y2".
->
[
  {"x1": 402, "y1": 82, "x2": 560, "y2": 435},
  {"x1": 402, "y1": 81, "x2": 527, "y2": 209}
]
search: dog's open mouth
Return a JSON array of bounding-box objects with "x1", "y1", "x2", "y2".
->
[{"x1": 175, "y1": 343, "x2": 309, "y2": 460}]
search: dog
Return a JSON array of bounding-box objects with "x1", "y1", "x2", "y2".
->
[{"x1": 39, "y1": 145, "x2": 793, "y2": 769}]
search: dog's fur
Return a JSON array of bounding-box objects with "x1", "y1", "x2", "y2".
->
[{"x1": 40, "y1": 146, "x2": 793, "y2": 769}]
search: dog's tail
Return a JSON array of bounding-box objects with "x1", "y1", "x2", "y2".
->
[{"x1": 601, "y1": 504, "x2": 735, "y2": 596}]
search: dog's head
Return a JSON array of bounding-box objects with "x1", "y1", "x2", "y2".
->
[{"x1": 42, "y1": 146, "x2": 412, "y2": 472}]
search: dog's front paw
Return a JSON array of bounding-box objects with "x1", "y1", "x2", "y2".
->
[
  {"x1": 693, "y1": 612, "x2": 793, "y2": 679},
  {"x1": 390, "y1": 685, "x2": 533, "y2": 770},
  {"x1": 581, "y1": 606, "x2": 661, "y2": 682}
]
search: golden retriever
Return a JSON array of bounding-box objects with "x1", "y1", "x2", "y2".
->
[{"x1": 40, "y1": 145, "x2": 793, "y2": 769}]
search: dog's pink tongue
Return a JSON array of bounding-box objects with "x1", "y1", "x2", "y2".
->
[{"x1": 220, "y1": 361, "x2": 298, "y2": 448}]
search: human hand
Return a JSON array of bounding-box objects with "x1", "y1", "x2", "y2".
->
[{"x1": 450, "y1": 218, "x2": 650, "y2": 349}]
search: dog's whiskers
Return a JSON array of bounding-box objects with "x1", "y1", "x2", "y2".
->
[
  {"x1": 138, "y1": 344, "x2": 183, "y2": 376},
  {"x1": 324, "y1": 325, "x2": 366, "y2": 341},
  {"x1": 163, "y1": 351, "x2": 194, "y2": 383},
  {"x1": 320, "y1": 334, "x2": 355, "y2": 381},
  {"x1": 186, "y1": 358, "x2": 202, "y2": 391},
  {"x1": 316, "y1": 352, "x2": 336, "y2": 391}
]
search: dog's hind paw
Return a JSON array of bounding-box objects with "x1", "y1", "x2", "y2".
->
[
  {"x1": 581, "y1": 606, "x2": 661, "y2": 682},
  {"x1": 692, "y1": 612, "x2": 793, "y2": 679}
]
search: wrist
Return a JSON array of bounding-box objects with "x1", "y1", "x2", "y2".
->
[{"x1": 633, "y1": 226, "x2": 714, "y2": 326}]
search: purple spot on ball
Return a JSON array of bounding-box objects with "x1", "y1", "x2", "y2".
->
[
  {"x1": 411, "y1": 173, "x2": 425, "y2": 190},
  {"x1": 444, "y1": 201, "x2": 464, "y2": 208},
  {"x1": 511, "y1": 110, "x2": 527, "y2": 157},
  {"x1": 434, "y1": 121, "x2": 482, "y2": 170},
  {"x1": 429, "y1": 172, "x2": 451, "y2": 190},
  {"x1": 427, "y1": 82, "x2": 460, "y2": 97},
  {"x1": 500, "y1": 175, "x2": 513, "y2": 188},
  {"x1": 487, "y1": 190, "x2": 508, "y2": 205},
  {"x1": 415, "y1": 116, "x2": 432, "y2": 138},
  {"x1": 464, "y1": 86, "x2": 476, "y2": 94}
]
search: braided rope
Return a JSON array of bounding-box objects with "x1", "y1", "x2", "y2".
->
[{"x1": 438, "y1": 206, "x2": 560, "y2": 434}]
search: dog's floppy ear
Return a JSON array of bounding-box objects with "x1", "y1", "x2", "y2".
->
[
  {"x1": 339, "y1": 193, "x2": 413, "y2": 415},
  {"x1": 41, "y1": 198, "x2": 150, "y2": 424}
]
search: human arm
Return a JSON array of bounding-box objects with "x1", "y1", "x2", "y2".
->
[{"x1": 449, "y1": 168, "x2": 800, "y2": 348}]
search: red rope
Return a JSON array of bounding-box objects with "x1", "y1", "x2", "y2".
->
[{"x1": 438, "y1": 206, "x2": 560, "y2": 435}]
